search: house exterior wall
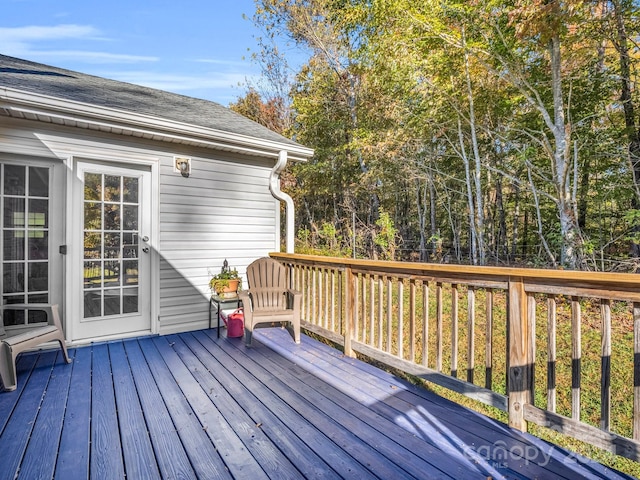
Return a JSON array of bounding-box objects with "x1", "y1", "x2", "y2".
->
[{"x1": 0, "y1": 116, "x2": 281, "y2": 339}]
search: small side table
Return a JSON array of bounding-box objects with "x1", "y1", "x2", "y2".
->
[{"x1": 209, "y1": 294, "x2": 242, "y2": 338}]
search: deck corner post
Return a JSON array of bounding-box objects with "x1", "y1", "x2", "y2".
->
[
  {"x1": 508, "y1": 276, "x2": 532, "y2": 432},
  {"x1": 344, "y1": 266, "x2": 356, "y2": 358}
]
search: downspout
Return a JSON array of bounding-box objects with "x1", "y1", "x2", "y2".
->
[{"x1": 270, "y1": 150, "x2": 295, "y2": 253}]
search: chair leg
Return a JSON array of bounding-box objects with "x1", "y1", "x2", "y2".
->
[
  {"x1": 244, "y1": 327, "x2": 253, "y2": 346},
  {"x1": 0, "y1": 343, "x2": 17, "y2": 392},
  {"x1": 57, "y1": 338, "x2": 71, "y2": 364}
]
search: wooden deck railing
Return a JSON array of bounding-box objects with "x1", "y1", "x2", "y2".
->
[{"x1": 271, "y1": 252, "x2": 640, "y2": 462}]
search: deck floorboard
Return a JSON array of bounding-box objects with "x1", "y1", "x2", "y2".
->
[{"x1": 0, "y1": 328, "x2": 636, "y2": 480}]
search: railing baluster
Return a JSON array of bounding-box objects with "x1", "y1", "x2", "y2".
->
[
  {"x1": 398, "y1": 280, "x2": 404, "y2": 359},
  {"x1": 361, "y1": 274, "x2": 367, "y2": 343},
  {"x1": 571, "y1": 296, "x2": 581, "y2": 421},
  {"x1": 354, "y1": 274, "x2": 360, "y2": 342},
  {"x1": 436, "y1": 282, "x2": 443, "y2": 372},
  {"x1": 344, "y1": 267, "x2": 355, "y2": 357},
  {"x1": 547, "y1": 295, "x2": 557, "y2": 413},
  {"x1": 600, "y1": 299, "x2": 611, "y2": 431},
  {"x1": 410, "y1": 278, "x2": 416, "y2": 363},
  {"x1": 451, "y1": 283, "x2": 458, "y2": 378},
  {"x1": 634, "y1": 302, "x2": 640, "y2": 440},
  {"x1": 423, "y1": 281, "x2": 429, "y2": 367},
  {"x1": 467, "y1": 286, "x2": 475, "y2": 384},
  {"x1": 331, "y1": 269, "x2": 336, "y2": 332},
  {"x1": 485, "y1": 289, "x2": 493, "y2": 390},
  {"x1": 312, "y1": 267, "x2": 318, "y2": 326},
  {"x1": 528, "y1": 293, "x2": 536, "y2": 404},
  {"x1": 377, "y1": 276, "x2": 383, "y2": 350},
  {"x1": 370, "y1": 275, "x2": 375, "y2": 347},
  {"x1": 386, "y1": 276, "x2": 392, "y2": 353}
]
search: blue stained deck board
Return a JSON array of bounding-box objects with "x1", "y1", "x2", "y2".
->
[
  {"x1": 260, "y1": 328, "x2": 635, "y2": 480},
  {"x1": 122, "y1": 339, "x2": 198, "y2": 480},
  {"x1": 152, "y1": 335, "x2": 270, "y2": 480},
  {"x1": 0, "y1": 329, "x2": 635, "y2": 480},
  {"x1": 185, "y1": 331, "x2": 344, "y2": 480},
  {"x1": 200, "y1": 333, "x2": 443, "y2": 480},
  {"x1": 0, "y1": 353, "x2": 37, "y2": 434},
  {"x1": 218, "y1": 331, "x2": 492, "y2": 479},
  {"x1": 189, "y1": 330, "x2": 367, "y2": 480},
  {"x1": 166, "y1": 334, "x2": 305, "y2": 480},
  {"x1": 299, "y1": 332, "x2": 635, "y2": 480},
  {"x1": 18, "y1": 350, "x2": 75, "y2": 480},
  {"x1": 0, "y1": 350, "x2": 57, "y2": 480},
  {"x1": 90, "y1": 343, "x2": 125, "y2": 479},
  {"x1": 136, "y1": 336, "x2": 233, "y2": 480},
  {"x1": 55, "y1": 345, "x2": 92, "y2": 479},
  {"x1": 108, "y1": 341, "x2": 161, "y2": 480}
]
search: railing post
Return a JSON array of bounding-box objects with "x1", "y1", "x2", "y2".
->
[
  {"x1": 344, "y1": 267, "x2": 356, "y2": 358},
  {"x1": 508, "y1": 276, "x2": 532, "y2": 432}
]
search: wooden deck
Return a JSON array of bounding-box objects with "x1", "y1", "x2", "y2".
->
[{"x1": 0, "y1": 328, "x2": 635, "y2": 480}]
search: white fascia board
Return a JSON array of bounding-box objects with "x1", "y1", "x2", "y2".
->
[{"x1": 0, "y1": 87, "x2": 314, "y2": 161}]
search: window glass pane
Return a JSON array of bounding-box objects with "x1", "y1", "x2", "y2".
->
[
  {"x1": 84, "y1": 291, "x2": 101, "y2": 318},
  {"x1": 123, "y1": 287, "x2": 138, "y2": 313},
  {"x1": 104, "y1": 175, "x2": 121, "y2": 202},
  {"x1": 3, "y1": 310, "x2": 23, "y2": 326},
  {"x1": 104, "y1": 232, "x2": 121, "y2": 259},
  {"x1": 4, "y1": 165, "x2": 25, "y2": 195},
  {"x1": 28, "y1": 310, "x2": 47, "y2": 324},
  {"x1": 3, "y1": 263, "x2": 24, "y2": 293},
  {"x1": 104, "y1": 204, "x2": 120, "y2": 231},
  {"x1": 122, "y1": 205, "x2": 138, "y2": 231},
  {"x1": 29, "y1": 199, "x2": 48, "y2": 228},
  {"x1": 28, "y1": 262, "x2": 48, "y2": 291},
  {"x1": 84, "y1": 173, "x2": 101, "y2": 201},
  {"x1": 104, "y1": 260, "x2": 121, "y2": 287},
  {"x1": 123, "y1": 233, "x2": 138, "y2": 259},
  {"x1": 4, "y1": 198, "x2": 25, "y2": 228},
  {"x1": 84, "y1": 232, "x2": 101, "y2": 259},
  {"x1": 28, "y1": 235, "x2": 48, "y2": 260},
  {"x1": 29, "y1": 167, "x2": 48, "y2": 197},
  {"x1": 28, "y1": 293, "x2": 48, "y2": 303},
  {"x1": 123, "y1": 260, "x2": 138, "y2": 285},
  {"x1": 4, "y1": 231, "x2": 24, "y2": 261},
  {"x1": 104, "y1": 291, "x2": 120, "y2": 316},
  {"x1": 84, "y1": 202, "x2": 101, "y2": 230},
  {"x1": 123, "y1": 177, "x2": 138, "y2": 203},
  {"x1": 84, "y1": 261, "x2": 102, "y2": 289}
]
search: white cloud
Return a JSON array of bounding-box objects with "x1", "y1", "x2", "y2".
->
[
  {"x1": 0, "y1": 24, "x2": 156, "y2": 64},
  {"x1": 108, "y1": 71, "x2": 251, "y2": 92}
]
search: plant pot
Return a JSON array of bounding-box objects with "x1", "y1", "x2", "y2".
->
[{"x1": 215, "y1": 279, "x2": 240, "y2": 298}]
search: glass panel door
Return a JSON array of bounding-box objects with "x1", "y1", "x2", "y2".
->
[
  {"x1": 83, "y1": 172, "x2": 140, "y2": 319},
  {"x1": 73, "y1": 160, "x2": 151, "y2": 341},
  {"x1": 2, "y1": 164, "x2": 50, "y2": 326}
]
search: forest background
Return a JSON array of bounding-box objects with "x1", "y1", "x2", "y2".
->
[{"x1": 231, "y1": 0, "x2": 640, "y2": 272}]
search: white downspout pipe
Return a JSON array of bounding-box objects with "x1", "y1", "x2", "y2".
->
[{"x1": 270, "y1": 150, "x2": 295, "y2": 253}]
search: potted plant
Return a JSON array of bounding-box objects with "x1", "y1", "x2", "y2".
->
[{"x1": 209, "y1": 259, "x2": 242, "y2": 297}]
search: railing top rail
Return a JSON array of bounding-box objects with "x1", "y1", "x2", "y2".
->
[{"x1": 271, "y1": 252, "x2": 640, "y2": 290}]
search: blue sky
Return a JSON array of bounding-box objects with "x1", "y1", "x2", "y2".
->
[{"x1": 2, "y1": 0, "x2": 271, "y2": 105}]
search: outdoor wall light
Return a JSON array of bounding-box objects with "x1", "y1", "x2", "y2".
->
[{"x1": 174, "y1": 156, "x2": 191, "y2": 178}]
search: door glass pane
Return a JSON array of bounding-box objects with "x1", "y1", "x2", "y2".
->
[
  {"x1": 1, "y1": 164, "x2": 50, "y2": 327},
  {"x1": 83, "y1": 171, "x2": 140, "y2": 318}
]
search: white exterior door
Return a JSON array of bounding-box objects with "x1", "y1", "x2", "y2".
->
[
  {"x1": 0, "y1": 159, "x2": 64, "y2": 332},
  {"x1": 71, "y1": 161, "x2": 152, "y2": 341}
]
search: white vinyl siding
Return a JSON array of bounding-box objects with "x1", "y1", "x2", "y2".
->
[
  {"x1": 158, "y1": 154, "x2": 278, "y2": 333},
  {"x1": 0, "y1": 116, "x2": 281, "y2": 337}
]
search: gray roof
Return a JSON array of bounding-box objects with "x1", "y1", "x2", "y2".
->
[{"x1": 0, "y1": 54, "x2": 303, "y2": 149}]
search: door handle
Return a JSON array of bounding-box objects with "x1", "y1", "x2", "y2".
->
[{"x1": 142, "y1": 247, "x2": 150, "y2": 253}]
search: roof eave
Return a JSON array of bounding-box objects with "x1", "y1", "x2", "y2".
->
[{"x1": 0, "y1": 87, "x2": 314, "y2": 162}]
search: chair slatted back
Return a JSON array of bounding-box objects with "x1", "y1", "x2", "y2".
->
[{"x1": 246, "y1": 257, "x2": 288, "y2": 310}]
